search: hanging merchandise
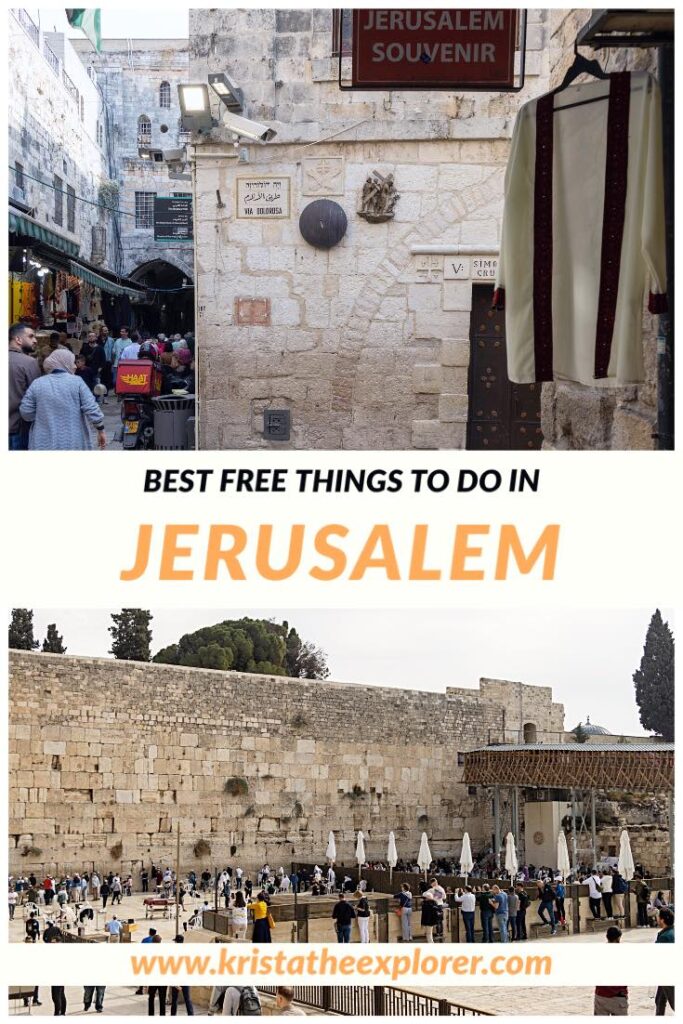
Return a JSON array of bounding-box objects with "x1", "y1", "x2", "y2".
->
[{"x1": 494, "y1": 69, "x2": 667, "y2": 386}]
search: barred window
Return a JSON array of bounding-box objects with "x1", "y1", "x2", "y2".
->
[
  {"x1": 67, "y1": 185, "x2": 76, "y2": 232},
  {"x1": 53, "y1": 174, "x2": 63, "y2": 226},
  {"x1": 15, "y1": 162, "x2": 25, "y2": 190},
  {"x1": 138, "y1": 114, "x2": 152, "y2": 140},
  {"x1": 159, "y1": 81, "x2": 171, "y2": 108},
  {"x1": 97, "y1": 121, "x2": 104, "y2": 148},
  {"x1": 135, "y1": 191, "x2": 156, "y2": 229},
  {"x1": 332, "y1": 9, "x2": 352, "y2": 56}
]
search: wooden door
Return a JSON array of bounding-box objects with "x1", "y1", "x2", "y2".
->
[{"x1": 466, "y1": 284, "x2": 543, "y2": 450}]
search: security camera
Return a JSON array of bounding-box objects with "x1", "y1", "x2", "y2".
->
[{"x1": 220, "y1": 111, "x2": 277, "y2": 144}]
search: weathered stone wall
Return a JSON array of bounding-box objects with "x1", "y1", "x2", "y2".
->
[
  {"x1": 8, "y1": 12, "x2": 111, "y2": 267},
  {"x1": 9, "y1": 652, "x2": 564, "y2": 876},
  {"x1": 541, "y1": 10, "x2": 662, "y2": 450},
  {"x1": 72, "y1": 39, "x2": 194, "y2": 284},
  {"x1": 189, "y1": 9, "x2": 552, "y2": 449}
]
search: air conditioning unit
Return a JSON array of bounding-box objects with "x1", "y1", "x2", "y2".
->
[{"x1": 91, "y1": 225, "x2": 107, "y2": 265}]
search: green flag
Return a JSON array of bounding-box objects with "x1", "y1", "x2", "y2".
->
[{"x1": 65, "y1": 9, "x2": 101, "y2": 51}]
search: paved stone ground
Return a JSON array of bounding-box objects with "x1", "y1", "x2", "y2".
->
[
  {"x1": 426, "y1": 986, "x2": 667, "y2": 1016},
  {"x1": 9, "y1": 987, "x2": 160, "y2": 1017}
]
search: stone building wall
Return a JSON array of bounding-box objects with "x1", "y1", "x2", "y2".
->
[
  {"x1": 541, "y1": 10, "x2": 663, "y2": 450},
  {"x1": 8, "y1": 651, "x2": 564, "y2": 876},
  {"x1": 189, "y1": 9, "x2": 552, "y2": 449},
  {"x1": 8, "y1": 11, "x2": 111, "y2": 266},
  {"x1": 72, "y1": 38, "x2": 194, "y2": 283}
]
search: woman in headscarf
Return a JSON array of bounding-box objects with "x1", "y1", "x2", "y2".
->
[{"x1": 19, "y1": 349, "x2": 107, "y2": 450}]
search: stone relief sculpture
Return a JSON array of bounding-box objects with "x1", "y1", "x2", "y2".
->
[{"x1": 358, "y1": 170, "x2": 400, "y2": 222}]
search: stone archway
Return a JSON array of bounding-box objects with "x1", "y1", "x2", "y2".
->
[{"x1": 128, "y1": 258, "x2": 194, "y2": 335}]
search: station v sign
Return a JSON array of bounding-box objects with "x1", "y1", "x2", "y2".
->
[{"x1": 351, "y1": 9, "x2": 519, "y2": 89}]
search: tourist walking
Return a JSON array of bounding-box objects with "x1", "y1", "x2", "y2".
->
[
  {"x1": 91, "y1": 872, "x2": 101, "y2": 900},
  {"x1": 25, "y1": 912, "x2": 40, "y2": 942},
  {"x1": 395, "y1": 884, "x2": 413, "y2": 942},
  {"x1": 83, "y1": 986, "x2": 106, "y2": 1012},
  {"x1": 555, "y1": 879, "x2": 566, "y2": 926},
  {"x1": 104, "y1": 916, "x2": 122, "y2": 942},
  {"x1": 593, "y1": 926, "x2": 628, "y2": 1016},
  {"x1": 420, "y1": 891, "x2": 439, "y2": 943},
  {"x1": 111, "y1": 875, "x2": 123, "y2": 904},
  {"x1": 634, "y1": 877, "x2": 650, "y2": 928},
  {"x1": 332, "y1": 892, "x2": 356, "y2": 943},
  {"x1": 654, "y1": 908, "x2": 674, "y2": 1015},
  {"x1": 148, "y1": 986, "x2": 168, "y2": 1016},
  {"x1": 611, "y1": 871, "x2": 628, "y2": 919},
  {"x1": 100, "y1": 879, "x2": 111, "y2": 909},
  {"x1": 9, "y1": 322, "x2": 40, "y2": 449},
  {"x1": 231, "y1": 891, "x2": 248, "y2": 941},
  {"x1": 587, "y1": 870, "x2": 603, "y2": 919},
  {"x1": 355, "y1": 892, "x2": 371, "y2": 942},
  {"x1": 489, "y1": 885, "x2": 509, "y2": 943},
  {"x1": 460, "y1": 886, "x2": 476, "y2": 943},
  {"x1": 249, "y1": 892, "x2": 272, "y2": 943},
  {"x1": 507, "y1": 888, "x2": 519, "y2": 940},
  {"x1": 51, "y1": 987, "x2": 67, "y2": 1016},
  {"x1": 478, "y1": 886, "x2": 494, "y2": 943},
  {"x1": 19, "y1": 348, "x2": 106, "y2": 450},
  {"x1": 600, "y1": 869, "x2": 614, "y2": 919},
  {"x1": 537, "y1": 880, "x2": 557, "y2": 935},
  {"x1": 8, "y1": 886, "x2": 17, "y2": 920},
  {"x1": 515, "y1": 885, "x2": 530, "y2": 939}
]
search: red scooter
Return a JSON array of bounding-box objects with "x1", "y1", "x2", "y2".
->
[{"x1": 115, "y1": 359, "x2": 162, "y2": 449}]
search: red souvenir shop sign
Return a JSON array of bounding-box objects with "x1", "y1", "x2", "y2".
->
[{"x1": 351, "y1": 9, "x2": 519, "y2": 89}]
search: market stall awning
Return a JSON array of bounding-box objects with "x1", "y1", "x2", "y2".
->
[
  {"x1": 9, "y1": 208, "x2": 80, "y2": 258},
  {"x1": 68, "y1": 259, "x2": 146, "y2": 299}
]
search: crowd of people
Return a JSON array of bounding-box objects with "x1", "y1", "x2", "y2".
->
[{"x1": 8, "y1": 321, "x2": 195, "y2": 450}]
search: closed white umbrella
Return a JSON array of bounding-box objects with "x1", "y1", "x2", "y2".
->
[
  {"x1": 459, "y1": 833, "x2": 474, "y2": 882},
  {"x1": 417, "y1": 832, "x2": 432, "y2": 879},
  {"x1": 557, "y1": 831, "x2": 571, "y2": 882},
  {"x1": 355, "y1": 831, "x2": 366, "y2": 883},
  {"x1": 325, "y1": 831, "x2": 336, "y2": 865},
  {"x1": 504, "y1": 832, "x2": 518, "y2": 879},
  {"x1": 387, "y1": 831, "x2": 398, "y2": 886},
  {"x1": 618, "y1": 830, "x2": 635, "y2": 881}
]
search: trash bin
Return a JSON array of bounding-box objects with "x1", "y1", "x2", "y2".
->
[
  {"x1": 152, "y1": 395, "x2": 195, "y2": 450},
  {"x1": 185, "y1": 415, "x2": 196, "y2": 450}
]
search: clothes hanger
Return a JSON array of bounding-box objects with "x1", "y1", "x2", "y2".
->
[{"x1": 556, "y1": 39, "x2": 609, "y2": 93}]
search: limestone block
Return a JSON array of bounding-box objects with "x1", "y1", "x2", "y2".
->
[
  {"x1": 443, "y1": 281, "x2": 473, "y2": 312},
  {"x1": 411, "y1": 419, "x2": 442, "y2": 449},
  {"x1": 415, "y1": 311, "x2": 470, "y2": 340},
  {"x1": 611, "y1": 404, "x2": 656, "y2": 451},
  {"x1": 44, "y1": 741, "x2": 66, "y2": 755},
  {"x1": 439, "y1": 393, "x2": 469, "y2": 423},
  {"x1": 412, "y1": 364, "x2": 442, "y2": 395},
  {"x1": 441, "y1": 340, "x2": 470, "y2": 367}
]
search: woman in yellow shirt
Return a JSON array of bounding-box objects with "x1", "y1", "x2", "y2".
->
[{"x1": 248, "y1": 892, "x2": 272, "y2": 943}]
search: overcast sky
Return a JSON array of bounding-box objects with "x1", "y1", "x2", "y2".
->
[
  {"x1": 33, "y1": 9, "x2": 189, "y2": 40},
  {"x1": 16, "y1": 608, "x2": 670, "y2": 737}
]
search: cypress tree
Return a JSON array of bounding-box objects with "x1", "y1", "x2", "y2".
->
[
  {"x1": 633, "y1": 609, "x2": 674, "y2": 740},
  {"x1": 8, "y1": 609, "x2": 39, "y2": 651}
]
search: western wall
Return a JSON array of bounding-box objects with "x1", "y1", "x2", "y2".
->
[{"x1": 9, "y1": 651, "x2": 564, "y2": 875}]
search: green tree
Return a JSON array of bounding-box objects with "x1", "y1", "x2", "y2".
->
[
  {"x1": 42, "y1": 623, "x2": 67, "y2": 654},
  {"x1": 633, "y1": 609, "x2": 674, "y2": 740},
  {"x1": 8, "y1": 609, "x2": 39, "y2": 651},
  {"x1": 572, "y1": 723, "x2": 589, "y2": 744},
  {"x1": 153, "y1": 617, "x2": 329, "y2": 679},
  {"x1": 109, "y1": 609, "x2": 153, "y2": 662},
  {"x1": 284, "y1": 626, "x2": 330, "y2": 679}
]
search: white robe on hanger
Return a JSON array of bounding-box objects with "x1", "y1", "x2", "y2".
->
[{"x1": 495, "y1": 71, "x2": 667, "y2": 386}]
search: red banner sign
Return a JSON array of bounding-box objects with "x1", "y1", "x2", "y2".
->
[{"x1": 351, "y1": 9, "x2": 518, "y2": 89}]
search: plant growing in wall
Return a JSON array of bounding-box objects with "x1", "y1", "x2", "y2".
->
[
  {"x1": 109, "y1": 841, "x2": 123, "y2": 860},
  {"x1": 194, "y1": 838, "x2": 211, "y2": 858},
  {"x1": 21, "y1": 845, "x2": 43, "y2": 858},
  {"x1": 224, "y1": 777, "x2": 249, "y2": 797},
  {"x1": 98, "y1": 179, "x2": 121, "y2": 212},
  {"x1": 343, "y1": 784, "x2": 367, "y2": 801}
]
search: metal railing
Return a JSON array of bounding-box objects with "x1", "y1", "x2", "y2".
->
[
  {"x1": 257, "y1": 986, "x2": 493, "y2": 1016},
  {"x1": 43, "y1": 40, "x2": 60, "y2": 75},
  {"x1": 14, "y1": 8, "x2": 40, "y2": 47},
  {"x1": 62, "y1": 69, "x2": 79, "y2": 106}
]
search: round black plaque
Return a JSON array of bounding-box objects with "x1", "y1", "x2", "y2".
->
[{"x1": 298, "y1": 199, "x2": 348, "y2": 249}]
